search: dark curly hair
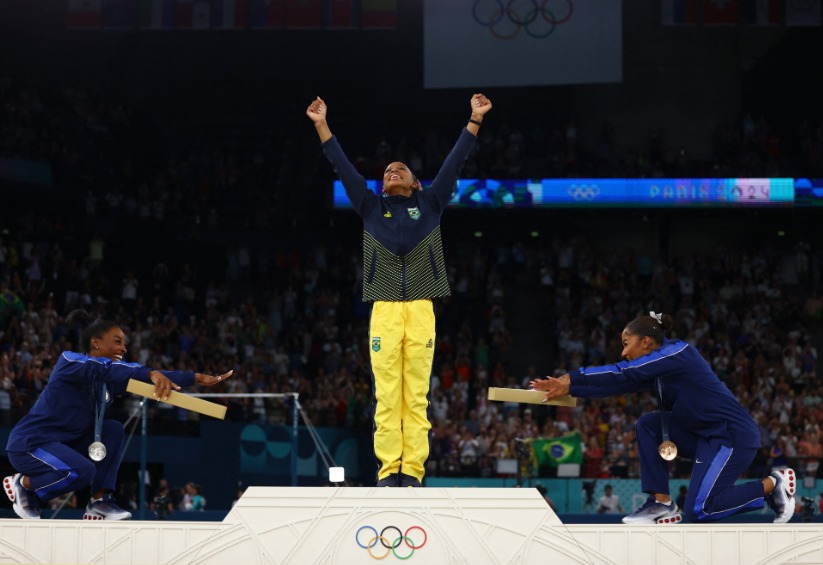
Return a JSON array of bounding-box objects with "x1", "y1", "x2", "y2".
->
[
  {"x1": 65, "y1": 309, "x2": 119, "y2": 354},
  {"x1": 624, "y1": 312, "x2": 673, "y2": 346}
]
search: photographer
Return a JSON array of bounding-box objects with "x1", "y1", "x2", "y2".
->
[{"x1": 149, "y1": 478, "x2": 174, "y2": 520}]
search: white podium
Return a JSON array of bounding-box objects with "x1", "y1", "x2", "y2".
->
[{"x1": 1, "y1": 487, "x2": 821, "y2": 564}]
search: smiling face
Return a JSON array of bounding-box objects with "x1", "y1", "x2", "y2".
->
[
  {"x1": 620, "y1": 328, "x2": 657, "y2": 361},
  {"x1": 382, "y1": 162, "x2": 418, "y2": 197},
  {"x1": 91, "y1": 326, "x2": 127, "y2": 362}
]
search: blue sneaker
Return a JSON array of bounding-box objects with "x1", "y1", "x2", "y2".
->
[
  {"x1": 768, "y1": 467, "x2": 796, "y2": 524},
  {"x1": 3, "y1": 474, "x2": 41, "y2": 520},
  {"x1": 622, "y1": 496, "x2": 681, "y2": 525},
  {"x1": 83, "y1": 494, "x2": 132, "y2": 520}
]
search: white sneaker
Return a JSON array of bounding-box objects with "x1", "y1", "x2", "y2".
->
[
  {"x1": 769, "y1": 468, "x2": 796, "y2": 524},
  {"x1": 622, "y1": 496, "x2": 682, "y2": 525},
  {"x1": 83, "y1": 495, "x2": 132, "y2": 520},
  {"x1": 3, "y1": 474, "x2": 41, "y2": 520}
]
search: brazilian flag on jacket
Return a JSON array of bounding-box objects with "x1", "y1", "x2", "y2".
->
[{"x1": 533, "y1": 432, "x2": 583, "y2": 467}]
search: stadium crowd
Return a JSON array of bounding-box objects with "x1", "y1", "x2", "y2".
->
[{"x1": 1, "y1": 75, "x2": 821, "y2": 492}]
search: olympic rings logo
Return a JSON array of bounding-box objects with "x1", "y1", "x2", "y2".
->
[
  {"x1": 355, "y1": 525, "x2": 428, "y2": 560},
  {"x1": 567, "y1": 184, "x2": 600, "y2": 201},
  {"x1": 472, "y1": 0, "x2": 574, "y2": 40}
]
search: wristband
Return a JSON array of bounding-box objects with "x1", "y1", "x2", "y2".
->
[{"x1": 468, "y1": 118, "x2": 482, "y2": 126}]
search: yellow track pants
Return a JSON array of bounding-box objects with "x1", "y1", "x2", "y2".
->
[{"x1": 369, "y1": 299, "x2": 435, "y2": 482}]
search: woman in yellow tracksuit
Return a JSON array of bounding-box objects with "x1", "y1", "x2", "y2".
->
[{"x1": 306, "y1": 93, "x2": 492, "y2": 486}]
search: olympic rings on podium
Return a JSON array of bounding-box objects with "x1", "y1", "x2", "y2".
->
[
  {"x1": 472, "y1": 0, "x2": 574, "y2": 40},
  {"x1": 355, "y1": 525, "x2": 428, "y2": 560}
]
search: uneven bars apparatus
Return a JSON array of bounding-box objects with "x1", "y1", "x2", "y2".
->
[
  {"x1": 126, "y1": 380, "x2": 300, "y2": 519},
  {"x1": 187, "y1": 391, "x2": 301, "y2": 491}
]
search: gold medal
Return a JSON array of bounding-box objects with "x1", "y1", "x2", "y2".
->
[
  {"x1": 658, "y1": 440, "x2": 677, "y2": 461},
  {"x1": 88, "y1": 441, "x2": 107, "y2": 462}
]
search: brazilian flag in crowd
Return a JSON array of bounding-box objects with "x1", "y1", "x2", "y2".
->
[
  {"x1": 0, "y1": 289, "x2": 24, "y2": 326},
  {"x1": 533, "y1": 433, "x2": 583, "y2": 467}
]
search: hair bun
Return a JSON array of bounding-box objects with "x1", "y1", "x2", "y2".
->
[{"x1": 65, "y1": 309, "x2": 92, "y2": 328}]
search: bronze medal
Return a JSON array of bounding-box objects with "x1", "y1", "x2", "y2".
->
[{"x1": 658, "y1": 440, "x2": 677, "y2": 461}]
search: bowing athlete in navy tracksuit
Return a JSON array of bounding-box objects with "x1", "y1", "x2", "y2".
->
[
  {"x1": 531, "y1": 312, "x2": 797, "y2": 524},
  {"x1": 4, "y1": 309, "x2": 231, "y2": 520}
]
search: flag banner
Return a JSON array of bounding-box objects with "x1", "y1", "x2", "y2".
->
[
  {"x1": 68, "y1": 0, "x2": 103, "y2": 28},
  {"x1": 703, "y1": 0, "x2": 740, "y2": 24},
  {"x1": 0, "y1": 289, "x2": 25, "y2": 317},
  {"x1": 661, "y1": 0, "x2": 698, "y2": 24},
  {"x1": 327, "y1": 0, "x2": 355, "y2": 28},
  {"x1": 533, "y1": 433, "x2": 583, "y2": 467},
  {"x1": 285, "y1": 0, "x2": 322, "y2": 28},
  {"x1": 210, "y1": 0, "x2": 249, "y2": 28},
  {"x1": 139, "y1": 0, "x2": 175, "y2": 28},
  {"x1": 173, "y1": 0, "x2": 212, "y2": 28},
  {"x1": 175, "y1": 0, "x2": 195, "y2": 27},
  {"x1": 361, "y1": 0, "x2": 396, "y2": 28},
  {"x1": 102, "y1": 0, "x2": 138, "y2": 27},
  {"x1": 785, "y1": 0, "x2": 822, "y2": 26},
  {"x1": 741, "y1": 0, "x2": 781, "y2": 24},
  {"x1": 424, "y1": 0, "x2": 621, "y2": 88},
  {"x1": 249, "y1": 0, "x2": 286, "y2": 28},
  {"x1": 75, "y1": 0, "x2": 395, "y2": 29},
  {"x1": 193, "y1": 0, "x2": 211, "y2": 27}
]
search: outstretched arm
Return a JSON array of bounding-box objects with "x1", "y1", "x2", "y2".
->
[
  {"x1": 426, "y1": 93, "x2": 493, "y2": 209},
  {"x1": 306, "y1": 96, "x2": 332, "y2": 143},
  {"x1": 309, "y1": 96, "x2": 376, "y2": 215},
  {"x1": 467, "y1": 93, "x2": 492, "y2": 136},
  {"x1": 148, "y1": 369, "x2": 233, "y2": 401}
]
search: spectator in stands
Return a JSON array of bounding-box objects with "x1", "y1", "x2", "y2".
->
[
  {"x1": 675, "y1": 485, "x2": 688, "y2": 511},
  {"x1": 180, "y1": 482, "x2": 206, "y2": 511},
  {"x1": 597, "y1": 484, "x2": 624, "y2": 513},
  {"x1": 150, "y1": 478, "x2": 174, "y2": 519}
]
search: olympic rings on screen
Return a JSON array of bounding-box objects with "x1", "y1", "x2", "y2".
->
[
  {"x1": 472, "y1": 0, "x2": 574, "y2": 40},
  {"x1": 567, "y1": 184, "x2": 600, "y2": 201},
  {"x1": 355, "y1": 525, "x2": 428, "y2": 560}
]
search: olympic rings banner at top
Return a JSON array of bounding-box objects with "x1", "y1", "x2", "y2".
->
[
  {"x1": 333, "y1": 177, "x2": 807, "y2": 208},
  {"x1": 424, "y1": 0, "x2": 622, "y2": 88}
]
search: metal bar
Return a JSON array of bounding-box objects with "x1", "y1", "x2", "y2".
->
[
  {"x1": 292, "y1": 395, "x2": 299, "y2": 486},
  {"x1": 139, "y1": 400, "x2": 147, "y2": 520},
  {"x1": 187, "y1": 393, "x2": 296, "y2": 398}
]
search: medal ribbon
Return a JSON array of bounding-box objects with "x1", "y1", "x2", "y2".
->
[
  {"x1": 93, "y1": 377, "x2": 106, "y2": 446},
  {"x1": 656, "y1": 378, "x2": 671, "y2": 444}
]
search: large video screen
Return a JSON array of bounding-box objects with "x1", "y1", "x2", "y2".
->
[{"x1": 332, "y1": 177, "x2": 811, "y2": 209}]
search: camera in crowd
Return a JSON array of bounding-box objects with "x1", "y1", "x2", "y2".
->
[
  {"x1": 153, "y1": 495, "x2": 169, "y2": 519},
  {"x1": 514, "y1": 438, "x2": 531, "y2": 460}
]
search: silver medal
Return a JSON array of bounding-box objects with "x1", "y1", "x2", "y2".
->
[{"x1": 88, "y1": 441, "x2": 107, "y2": 461}]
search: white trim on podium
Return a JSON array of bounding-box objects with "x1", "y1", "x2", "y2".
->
[{"x1": 0, "y1": 487, "x2": 821, "y2": 564}]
